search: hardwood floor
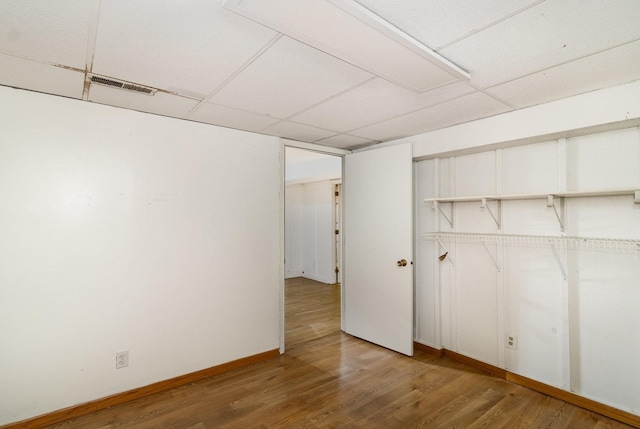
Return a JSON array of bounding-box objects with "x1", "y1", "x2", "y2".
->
[{"x1": 44, "y1": 277, "x2": 634, "y2": 428}]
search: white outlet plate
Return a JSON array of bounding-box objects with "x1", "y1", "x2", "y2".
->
[{"x1": 116, "y1": 351, "x2": 129, "y2": 369}]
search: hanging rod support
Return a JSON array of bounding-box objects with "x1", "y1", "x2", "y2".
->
[
  {"x1": 481, "y1": 198, "x2": 501, "y2": 229},
  {"x1": 547, "y1": 195, "x2": 565, "y2": 232},
  {"x1": 433, "y1": 201, "x2": 453, "y2": 228},
  {"x1": 550, "y1": 244, "x2": 568, "y2": 280},
  {"x1": 436, "y1": 239, "x2": 455, "y2": 267},
  {"x1": 482, "y1": 241, "x2": 500, "y2": 271}
]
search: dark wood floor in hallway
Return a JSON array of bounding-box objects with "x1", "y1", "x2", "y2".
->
[{"x1": 44, "y1": 277, "x2": 633, "y2": 429}]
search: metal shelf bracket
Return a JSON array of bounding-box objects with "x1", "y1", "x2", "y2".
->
[
  {"x1": 482, "y1": 241, "x2": 500, "y2": 271},
  {"x1": 550, "y1": 244, "x2": 568, "y2": 280},
  {"x1": 547, "y1": 195, "x2": 565, "y2": 232},
  {"x1": 433, "y1": 201, "x2": 453, "y2": 228},
  {"x1": 481, "y1": 198, "x2": 501, "y2": 229}
]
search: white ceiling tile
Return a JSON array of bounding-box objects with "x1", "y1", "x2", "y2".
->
[
  {"x1": 224, "y1": 0, "x2": 466, "y2": 92},
  {"x1": 0, "y1": 54, "x2": 84, "y2": 99},
  {"x1": 486, "y1": 40, "x2": 640, "y2": 108},
  {"x1": 355, "y1": 0, "x2": 542, "y2": 49},
  {"x1": 440, "y1": 0, "x2": 640, "y2": 88},
  {"x1": 88, "y1": 85, "x2": 200, "y2": 118},
  {"x1": 352, "y1": 92, "x2": 512, "y2": 141},
  {"x1": 92, "y1": 1, "x2": 277, "y2": 98},
  {"x1": 188, "y1": 102, "x2": 281, "y2": 133},
  {"x1": 262, "y1": 121, "x2": 337, "y2": 143},
  {"x1": 315, "y1": 134, "x2": 378, "y2": 149},
  {"x1": 290, "y1": 78, "x2": 475, "y2": 132},
  {"x1": 0, "y1": 0, "x2": 94, "y2": 69},
  {"x1": 210, "y1": 36, "x2": 372, "y2": 118}
]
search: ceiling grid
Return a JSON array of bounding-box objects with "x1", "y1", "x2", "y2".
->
[{"x1": 1, "y1": 0, "x2": 639, "y2": 149}]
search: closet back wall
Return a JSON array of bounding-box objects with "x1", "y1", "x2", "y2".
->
[{"x1": 415, "y1": 126, "x2": 640, "y2": 416}]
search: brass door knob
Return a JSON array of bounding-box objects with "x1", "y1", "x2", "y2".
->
[{"x1": 397, "y1": 259, "x2": 408, "y2": 267}]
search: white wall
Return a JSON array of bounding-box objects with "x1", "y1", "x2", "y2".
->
[
  {"x1": 285, "y1": 184, "x2": 304, "y2": 278},
  {"x1": 285, "y1": 181, "x2": 337, "y2": 284},
  {"x1": 285, "y1": 154, "x2": 341, "y2": 185},
  {"x1": 302, "y1": 181, "x2": 336, "y2": 284},
  {"x1": 415, "y1": 127, "x2": 640, "y2": 415},
  {"x1": 0, "y1": 87, "x2": 283, "y2": 425}
]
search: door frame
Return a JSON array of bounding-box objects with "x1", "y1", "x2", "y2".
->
[
  {"x1": 280, "y1": 141, "x2": 416, "y2": 354},
  {"x1": 280, "y1": 142, "x2": 347, "y2": 353}
]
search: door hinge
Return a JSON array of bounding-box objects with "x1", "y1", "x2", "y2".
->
[
  {"x1": 335, "y1": 229, "x2": 340, "y2": 235},
  {"x1": 335, "y1": 191, "x2": 339, "y2": 196},
  {"x1": 335, "y1": 267, "x2": 340, "y2": 273}
]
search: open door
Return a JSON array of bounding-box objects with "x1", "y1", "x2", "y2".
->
[{"x1": 343, "y1": 143, "x2": 413, "y2": 356}]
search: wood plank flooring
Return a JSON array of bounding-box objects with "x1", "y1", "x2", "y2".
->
[{"x1": 44, "y1": 277, "x2": 634, "y2": 428}]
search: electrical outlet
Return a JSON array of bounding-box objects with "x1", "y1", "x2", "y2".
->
[
  {"x1": 506, "y1": 335, "x2": 518, "y2": 350},
  {"x1": 116, "y1": 351, "x2": 129, "y2": 369}
]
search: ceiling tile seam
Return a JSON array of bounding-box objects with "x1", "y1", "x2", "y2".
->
[
  {"x1": 284, "y1": 75, "x2": 473, "y2": 131},
  {"x1": 482, "y1": 36, "x2": 640, "y2": 97},
  {"x1": 282, "y1": 76, "x2": 378, "y2": 122},
  {"x1": 346, "y1": 140, "x2": 380, "y2": 150},
  {"x1": 313, "y1": 135, "x2": 344, "y2": 144},
  {"x1": 412, "y1": 76, "x2": 471, "y2": 94},
  {"x1": 285, "y1": 77, "x2": 481, "y2": 134},
  {"x1": 342, "y1": 133, "x2": 380, "y2": 142},
  {"x1": 262, "y1": 118, "x2": 343, "y2": 136},
  {"x1": 256, "y1": 122, "x2": 333, "y2": 141},
  {"x1": 315, "y1": 134, "x2": 380, "y2": 145},
  {"x1": 477, "y1": 90, "x2": 518, "y2": 110},
  {"x1": 0, "y1": 50, "x2": 84, "y2": 71},
  {"x1": 248, "y1": 78, "x2": 378, "y2": 134},
  {"x1": 466, "y1": 81, "x2": 518, "y2": 110},
  {"x1": 434, "y1": 0, "x2": 547, "y2": 51},
  {"x1": 183, "y1": 33, "x2": 283, "y2": 120},
  {"x1": 183, "y1": 117, "x2": 277, "y2": 137},
  {"x1": 337, "y1": 89, "x2": 485, "y2": 137},
  {"x1": 82, "y1": 0, "x2": 102, "y2": 101},
  {"x1": 311, "y1": 134, "x2": 342, "y2": 144},
  {"x1": 290, "y1": 120, "x2": 342, "y2": 135},
  {"x1": 256, "y1": 119, "x2": 286, "y2": 133},
  {"x1": 194, "y1": 101, "x2": 282, "y2": 124}
]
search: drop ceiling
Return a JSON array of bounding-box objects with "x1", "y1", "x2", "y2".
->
[{"x1": 1, "y1": 0, "x2": 639, "y2": 150}]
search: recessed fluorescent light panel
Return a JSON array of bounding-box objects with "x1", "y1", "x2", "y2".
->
[{"x1": 223, "y1": 0, "x2": 469, "y2": 92}]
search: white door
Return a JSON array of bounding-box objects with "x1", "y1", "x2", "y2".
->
[{"x1": 343, "y1": 143, "x2": 413, "y2": 356}]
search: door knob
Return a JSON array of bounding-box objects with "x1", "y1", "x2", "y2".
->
[{"x1": 397, "y1": 259, "x2": 408, "y2": 267}]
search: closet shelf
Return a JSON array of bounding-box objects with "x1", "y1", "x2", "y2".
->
[
  {"x1": 423, "y1": 188, "x2": 640, "y2": 204},
  {"x1": 422, "y1": 232, "x2": 640, "y2": 254}
]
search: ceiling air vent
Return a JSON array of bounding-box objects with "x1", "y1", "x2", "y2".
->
[{"x1": 89, "y1": 75, "x2": 157, "y2": 95}]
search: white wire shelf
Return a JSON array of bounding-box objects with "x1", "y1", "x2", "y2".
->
[
  {"x1": 423, "y1": 188, "x2": 640, "y2": 203},
  {"x1": 422, "y1": 232, "x2": 640, "y2": 253}
]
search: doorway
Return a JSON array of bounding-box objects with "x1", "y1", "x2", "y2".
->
[
  {"x1": 284, "y1": 147, "x2": 342, "y2": 283},
  {"x1": 284, "y1": 146, "x2": 342, "y2": 349}
]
